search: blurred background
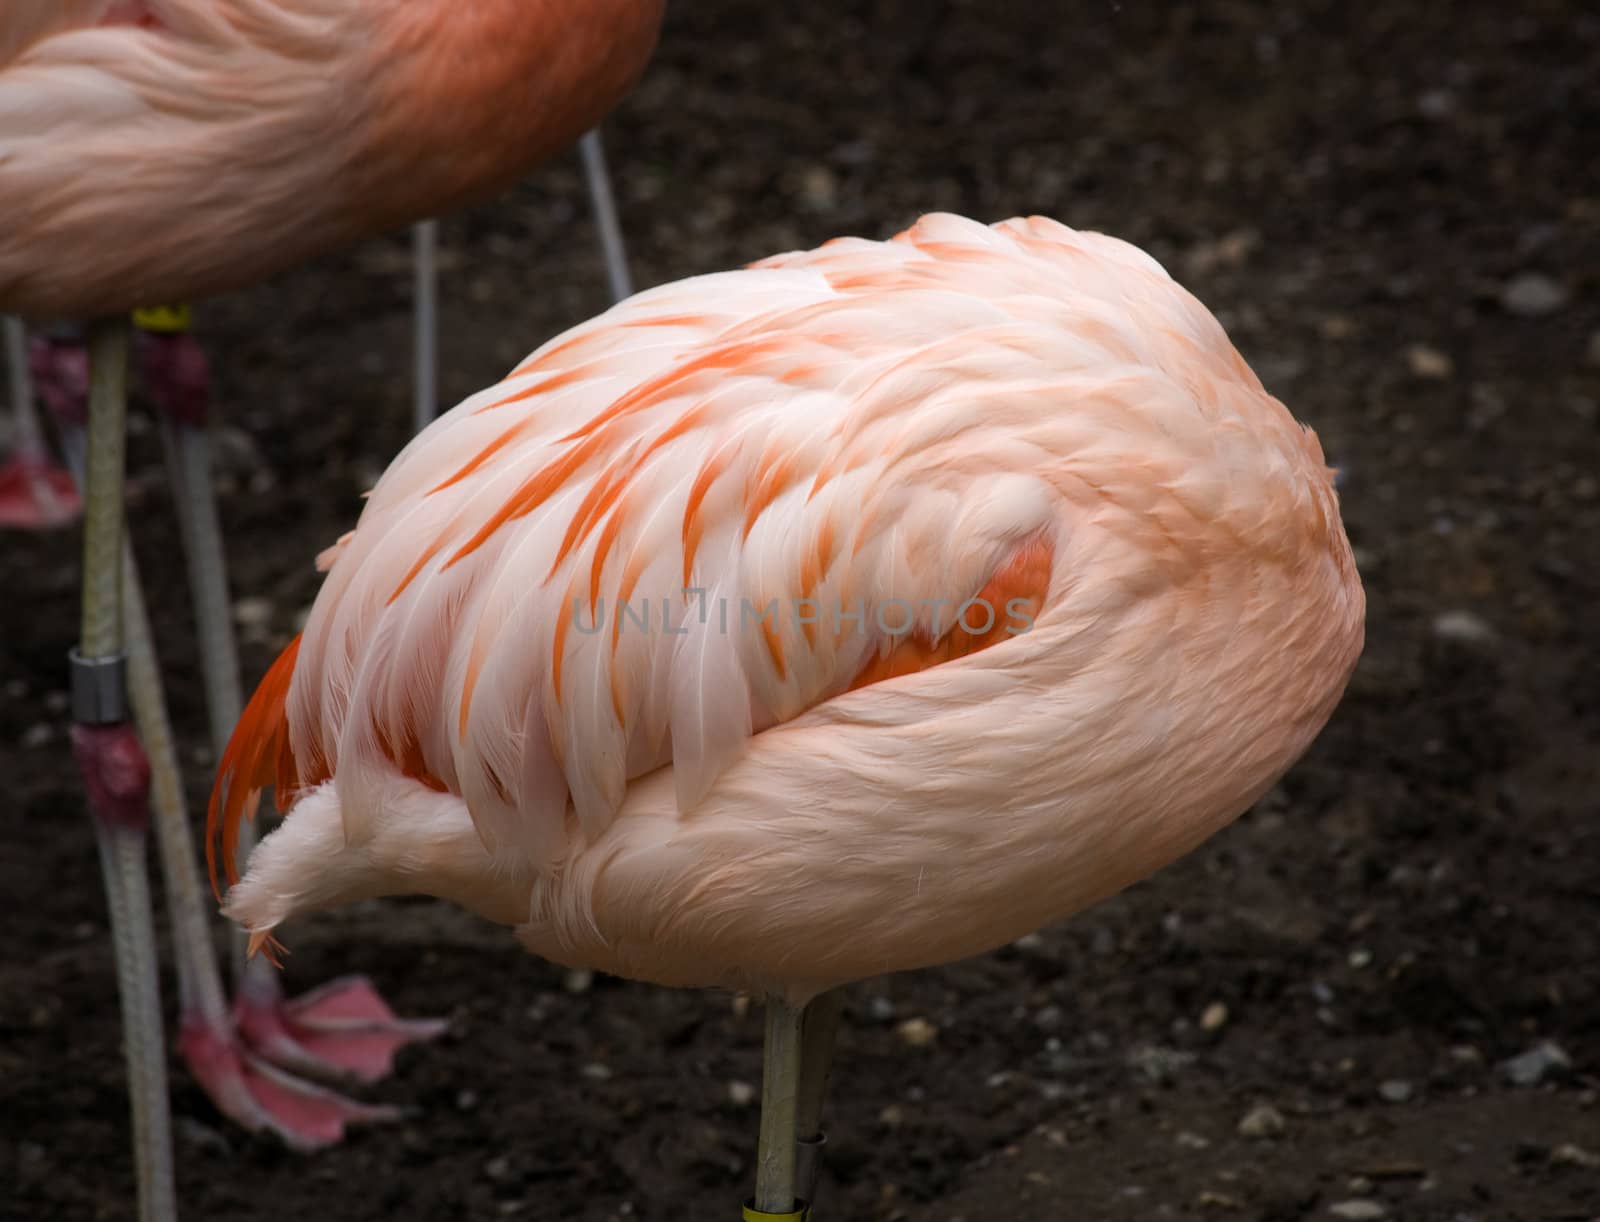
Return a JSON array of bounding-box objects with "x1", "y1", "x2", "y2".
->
[{"x1": 2, "y1": 1, "x2": 1596, "y2": 1218}]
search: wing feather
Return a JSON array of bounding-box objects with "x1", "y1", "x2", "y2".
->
[{"x1": 219, "y1": 214, "x2": 1312, "y2": 887}]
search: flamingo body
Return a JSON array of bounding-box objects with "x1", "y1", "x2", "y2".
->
[
  {"x1": 214, "y1": 214, "x2": 1364, "y2": 1001},
  {"x1": 0, "y1": 0, "x2": 664, "y2": 318}
]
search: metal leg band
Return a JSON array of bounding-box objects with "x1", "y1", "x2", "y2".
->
[{"x1": 69, "y1": 647, "x2": 128, "y2": 723}]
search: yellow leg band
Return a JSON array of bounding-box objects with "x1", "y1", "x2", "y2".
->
[
  {"x1": 131, "y1": 304, "x2": 192, "y2": 334},
  {"x1": 742, "y1": 1201, "x2": 808, "y2": 1222}
]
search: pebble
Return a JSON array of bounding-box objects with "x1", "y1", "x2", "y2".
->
[
  {"x1": 1200, "y1": 1001, "x2": 1229, "y2": 1032},
  {"x1": 562, "y1": 968, "x2": 593, "y2": 994},
  {"x1": 1551, "y1": 1143, "x2": 1600, "y2": 1168},
  {"x1": 232, "y1": 596, "x2": 274, "y2": 629},
  {"x1": 878, "y1": 1103, "x2": 904, "y2": 1129},
  {"x1": 1500, "y1": 272, "x2": 1568, "y2": 317},
  {"x1": 1406, "y1": 344, "x2": 1454, "y2": 379},
  {"x1": 1177, "y1": 1130, "x2": 1211, "y2": 1149},
  {"x1": 799, "y1": 165, "x2": 838, "y2": 212},
  {"x1": 1237, "y1": 1104, "x2": 1287, "y2": 1139},
  {"x1": 727, "y1": 1080, "x2": 756, "y2": 1107},
  {"x1": 866, "y1": 995, "x2": 896, "y2": 1022},
  {"x1": 896, "y1": 1017, "x2": 938, "y2": 1047},
  {"x1": 174, "y1": 1117, "x2": 231, "y2": 1156},
  {"x1": 1500, "y1": 1040, "x2": 1571, "y2": 1086},
  {"x1": 1378, "y1": 1079, "x2": 1414, "y2": 1103},
  {"x1": 1432, "y1": 609, "x2": 1497, "y2": 646},
  {"x1": 580, "y1": 1062, "x2": 613, "y2": 1082},
  {"x1": 1328, "y1": 1202, "x2": 1387, "y2": 1220},
  {"x1": 1128, "y1": 1044, "x2": 1196, "y2": 1083},
  {"x1": 22, "y1": 723, "x2": 52, "y2": 748},
  {"x1": 455, "y1": 1089, "x2": 478, "y2": 1111}
]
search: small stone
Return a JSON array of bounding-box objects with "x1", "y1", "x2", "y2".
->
[
  {"x1": 455, "y1": 1089, "x2": 478, "y2": 1111},
  {"x1": 1348, "y1": 948, "x2": 1373, "y2": 969},
  {"x1": 484, "y1": 1155, "x2": 513, "y2": 1182},
  {"x1": 1197, "y1": 1189, "x2": 1239, "y2": 1209},
  {"x1": 877, "y1": 1104, "x2": 904, "y2": 1128},
  {"x1": 1378, "y1": 1079, "x2": 1414, "y2": 1103},
  {"x1": 1432, "y1": 609, "x2": 1497, "y2": 646},
  {"x1": 1406, "y1": 345, "x2": 1454, "y2": 379},
  {"x1": 1551, "y1": 1143, "x2": 1600, "y2": 1168},
  {"x1": 22, "y1": 723, "x2": 52, "y2": 748},
  {"x1": 727, "y1": 1080, "x2": 756, "y2": 1107},
  {"x1": 1417, "y1": 89, "x2": 1456, "y2": 119},
  {"x1": 799, "y1": 165, "x2": 838, "y2": 211},
  {"x1": 1012, "y1": 932, "x2": 1045, "y2": 952},
  {"x1": 730, "y1": 993, "x2": 750, "y2": 1019},
  {"x1": 1128, "y1": 1044, "x2": 1196, "y2": 1083},
  {"x1": 1200, "y1": 1001, "x2": 1229, "y2": 1032},
  {"x1": 1034, "y1": 1005, "x2": 1063, "y2": 1030},
  {"x1": 174, "y1": 1117, "x2": 231, "y2": 1156},
  {"x1": 866, "y1": 995, "x2": 896, "y2": 1023},
  {"x1": 896, "y1": 1017, "x2": 938, "y2": 1047},
  {"x1": 1237, "y1": 1104, "x2": 1287, "y2": 1139},
  {"x1": 562, "y1": 968, "x2": 593, "y2": 994},
  {"x1": 1346, "y1": 1175, "x2": 1374, "y2": 1194},
  {"x1": 1501, "y1": 1040, "x2": 1572, "y2": 1086},
  {"x1": 1177, "y1": 1130, "x2": 1211, "y2": 1149},
  {"x1": 1328, "y1": 1202, "x2": 1388, "y2": 1220},
  {"x1": 580, "y1": 1062, "x2": 613, "y2": 1082},
  {"x1": 1500, "y1": 273, "x2": 1568, "y2": 317},
  {"x1": 232, "y1": 596, "x2": 274, "y2": 628}
]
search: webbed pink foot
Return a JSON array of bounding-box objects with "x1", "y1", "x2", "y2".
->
[
  {"x1": 235, "y1": 972, "x2": 450, "y2": 1085},
  {"x1": 179, "y1": 1014, "x2": 405, "y2": 1152},
  {"x1": 0, "y1": 445, "x2": 80, "y2": 528}
]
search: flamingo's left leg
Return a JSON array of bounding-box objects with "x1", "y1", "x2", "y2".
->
[
  {"x1": 0, "y1": 317, "x2": 80, "y2": 529},
  {"x1": 71, "y1": 316, "x2": 178, "y2": 1222},
  {"x1": 136, "y1": 319, "x2": 449, "y2": 1091}
]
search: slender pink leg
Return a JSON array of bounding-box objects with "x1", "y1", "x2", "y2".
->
[
  {"x1": 43, "y1": 320, "x2": 438, "y2": 1152},
  {"x1": 73, "y1": 317, "x2": 177, "y2": 1222},
  {"x1": 137, "y1": 323, "x2": 446, "y2": 1094},
  {"x1": 0, "y1": 317, "x2": 80, "y2": 528}
]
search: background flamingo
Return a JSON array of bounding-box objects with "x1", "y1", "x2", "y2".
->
[
  {"x1": 0, "y1": 1, "x2": 662, "y2": 1216},
  {"x1": 210, "y1": 213, "x2": 1365, "y2": 1217}
]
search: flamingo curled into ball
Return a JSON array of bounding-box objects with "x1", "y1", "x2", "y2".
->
[
  {"x1": 210, "y1": 213, "x2": 1365, "y2": 1217},
  {"x1": 1, "y1": 0, "x2": 662, "y2": 1211}
]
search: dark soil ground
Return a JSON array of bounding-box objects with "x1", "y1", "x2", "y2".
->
[{"x1": 3, "y1": 2, "x2": 1598, "y2": 1219}]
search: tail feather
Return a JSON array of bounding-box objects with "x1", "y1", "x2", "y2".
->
[{"x1": 207, "y1": 633, "x2": 311, "y2": 898}]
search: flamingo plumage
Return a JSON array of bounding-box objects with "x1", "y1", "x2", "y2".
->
[
  {"x1": 211, "y1": 213, "x2": 1365, "y2": 1215},
  {"x1": 0, "y1": 0, "x2": 663, "y2": 1212},
  {"x1": 0, "y1": 0, "x2": 661, "y2": 318}
]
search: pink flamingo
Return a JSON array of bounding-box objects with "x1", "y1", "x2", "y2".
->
[
  {"x1": 211, "y1": 214, "x2": 1366, "y2": 1218},
  {"x1": 1, "y1": 0, "x2": 662, "y2": 1216}
]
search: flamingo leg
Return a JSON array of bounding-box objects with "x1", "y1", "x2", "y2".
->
[
  {"x1": 578, "y1": 128, "x2": 635, "y2": 303},
  {"x1": 0, "y1": 316, "x2": 80, "y2": 529},
  {"x1": 407, "y1": 126, "x2": 630, "y2": 439},
  {"x1": 411, "y1": 221, "x2": 438, "y2": 433},
  {"x1": 136, "y1": 323, "x2": 445, "y2": 1112},
  {"x1": 752, "y1": 997, "x2": 807, "y2": 1219},
  {"x1": 72, "y1": 316, "x2": 177, "y2": 1222},
  {"x1": 794, "y1": 991, "x2": 843, "y2": 1210}
]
